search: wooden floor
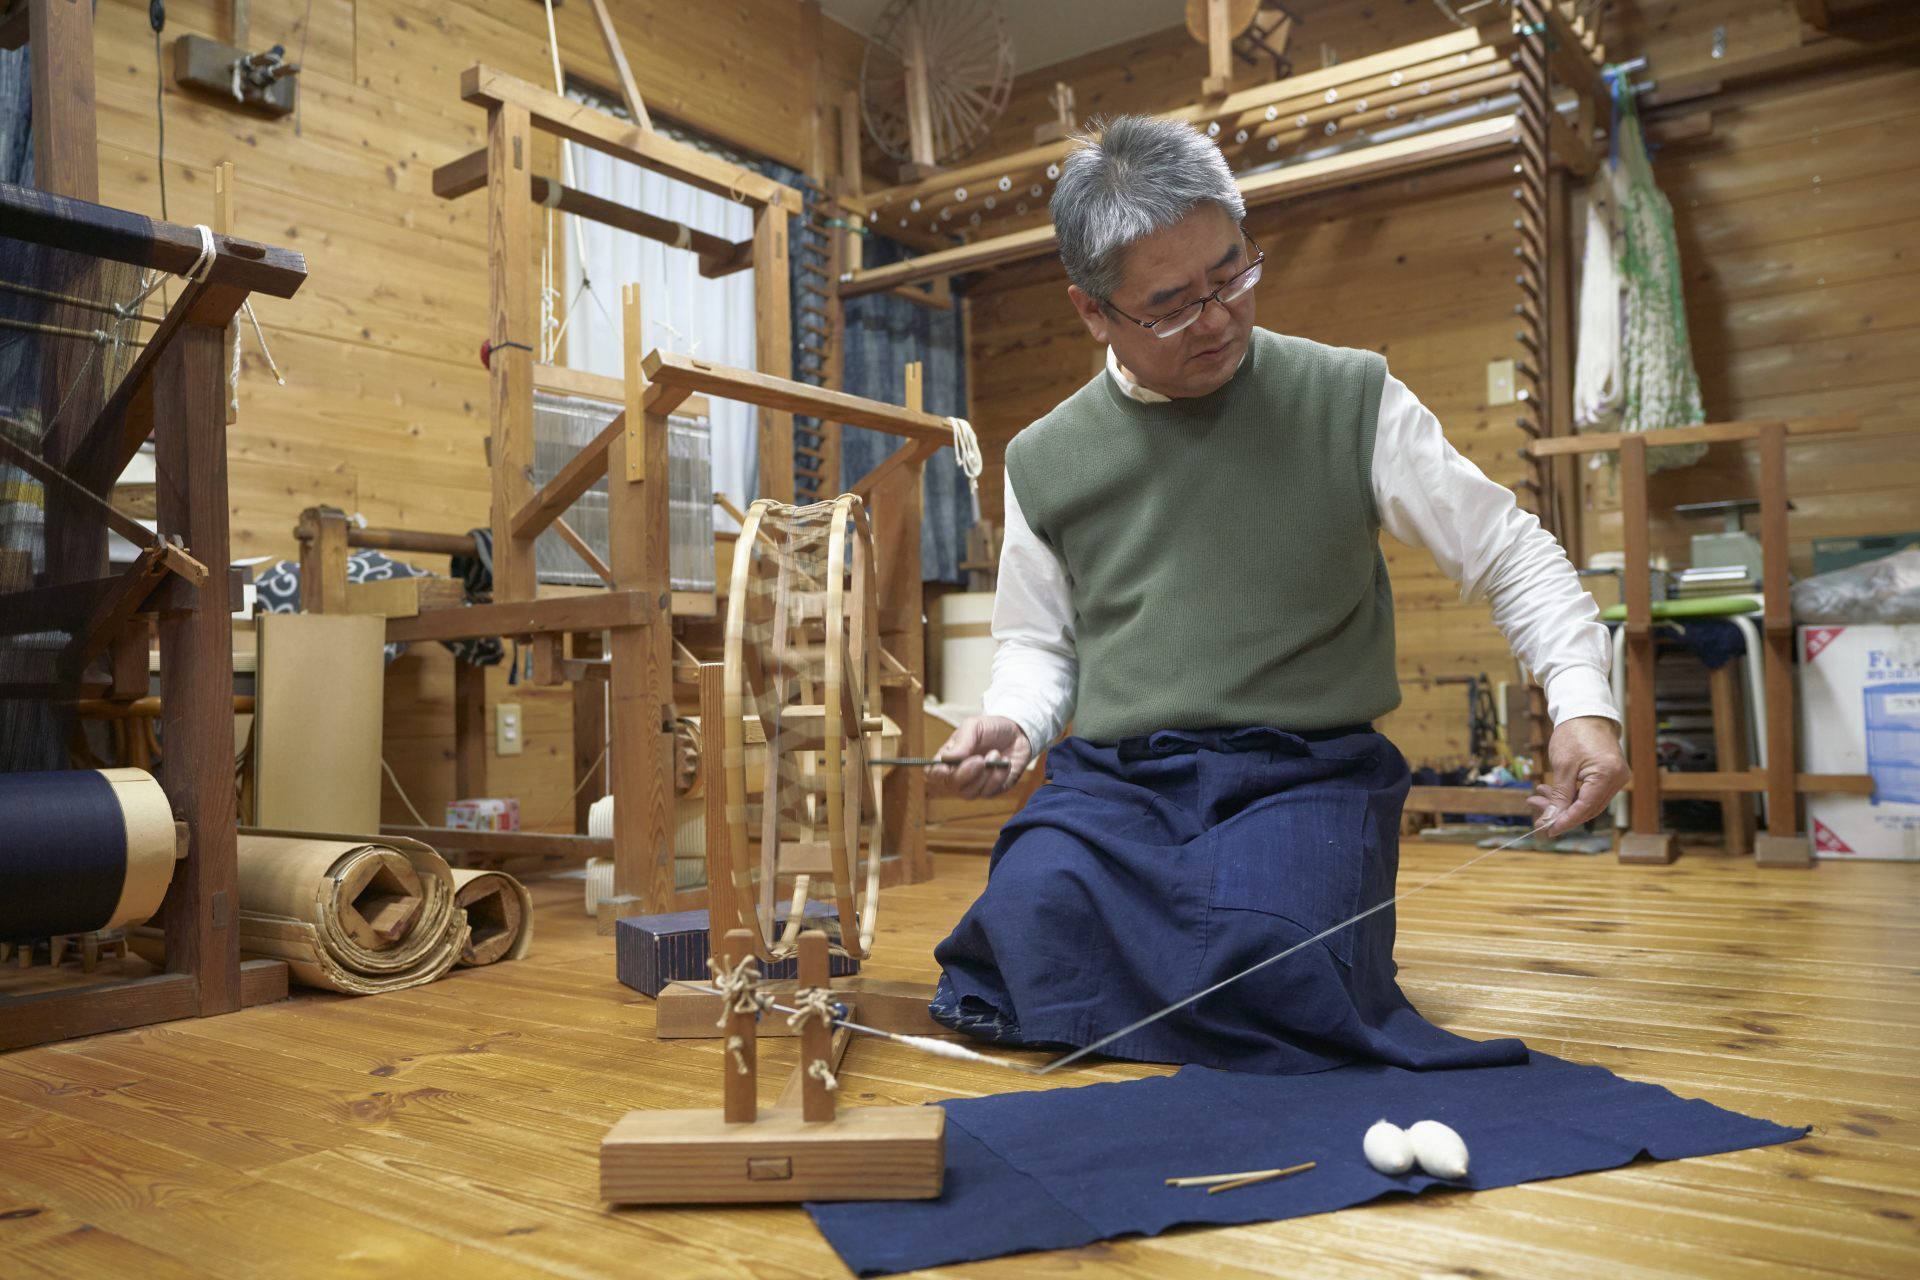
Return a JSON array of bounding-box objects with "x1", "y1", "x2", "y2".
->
[{"x1": 3, "y1": 843, "x2": 1917, "y2": 1278}]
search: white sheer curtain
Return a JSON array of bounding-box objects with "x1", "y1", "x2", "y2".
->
[{"x1": 561, "y1": 138, "x2": 760, "y2": 525}]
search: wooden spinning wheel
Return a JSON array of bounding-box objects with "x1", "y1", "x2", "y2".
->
[
  {"x1": 860, "y1": 0, "x2": 1015, "y2": 170},
  {"x1": 717, "y1": 495, "x2": 884, "y2": 964}
]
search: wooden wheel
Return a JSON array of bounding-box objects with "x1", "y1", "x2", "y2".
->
[
  {"x1": 859, "y1": 0, "x2": 1015, "y2": 168},
  {"x1": 720, "y1": 496, "x2": 884, "y2": 962}
]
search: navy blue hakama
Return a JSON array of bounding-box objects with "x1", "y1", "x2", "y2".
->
[{"x1": 931, "y1": 726, "x2": 1527, "y2": 1074}]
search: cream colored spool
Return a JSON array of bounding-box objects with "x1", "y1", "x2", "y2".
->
[
  {"x1": 102, "y1": 767, "x2": 178, "y2": 930},
  {"x1": 937, "y1": 591, "x2": 997, "y2": 712}
]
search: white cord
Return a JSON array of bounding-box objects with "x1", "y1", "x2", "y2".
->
[
  {"x1": 240, "y1": 300, "x2": 285, "y2": 386},
  {"x1": 186, "y1": 224, "x2": 218, "y2": 283},
  {"x1": 946, "y1": 415, "x2": 983, "y2": 505},
  {"x1": 380, "y1": 756, "x2": 431, "y2": 828}
]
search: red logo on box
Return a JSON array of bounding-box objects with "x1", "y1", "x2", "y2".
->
[
  {"x1": 1803, "y1": 627, "x2": 1845, "y2": 662},
  {"x1": 1811, "y1": 818, "x2": 1853, "y2": 854}
]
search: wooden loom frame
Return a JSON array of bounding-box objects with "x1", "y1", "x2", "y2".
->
[
  {"x1": 288, "y1": 63, "x2": 946, "y2": 915},
  {"x1": 0, "y1": 185, "x2": 307, "y2": 1049},
  {"x1": 292, "y1": 64, "x2": 796, "y2": 898},
  {"x1": 0, "y1": 0, "x2": 305, "y2": 1049}
]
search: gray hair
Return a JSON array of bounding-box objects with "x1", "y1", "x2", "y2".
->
[{"x1": 1051, "y1": 114, "x2": 1247, "y2": 303}]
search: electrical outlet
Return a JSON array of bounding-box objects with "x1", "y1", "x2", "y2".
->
[
  {"x1": 1486, "y1": 358, "x2": 1516, "y2": 407},
  {"x1": 496, "y1": 702, "x2": 523, "y2": 757}
]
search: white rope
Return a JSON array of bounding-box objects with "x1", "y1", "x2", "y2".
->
[
  {"x1": 725, "y1": 1033, "x2": 751, "y2": 1075},
  {"x1": 240, "y1": 301, "x2": 285, "y2": 386},
  {"x1": 229, "y1": 322, "x2": 243, "y2": 416},
  {"x1": 706, "y1": 950, "x2": 774, "y2": 1030},
  {"x1": 807, "y1": 1058, "x2": 840, "y2": 1091},
  {"x1": 785, "y1": 985, "x2": 840, "y2": 1036},
  {"x1": 121, "y1": 224, "x2": 219, "y2": 322},
  {"x1": 672, "y1": 223, "x2": 693, "y2": 250},
  {"x1": 946, "y1": 416, "x2": 983, "y2": 509},
  {"x1": 185, "y1": 224, "x2": 218, "y2": 283}
]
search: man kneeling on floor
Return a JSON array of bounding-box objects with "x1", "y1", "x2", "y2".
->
[{"x1": 927, "y1": 115, "x2": 1629, "y2": 1074}]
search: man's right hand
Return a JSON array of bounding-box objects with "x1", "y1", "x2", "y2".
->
[{"x1": 927, "y1": 715, "x2": 1033, "y2": 799}]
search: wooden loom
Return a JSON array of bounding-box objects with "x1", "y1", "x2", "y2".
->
[
  {"x1": 284, "y1": 50, "x2": 946, "y2": 913},
  {"x1": 0, "y1": 0, "x2": 307, "y2": 1050}
]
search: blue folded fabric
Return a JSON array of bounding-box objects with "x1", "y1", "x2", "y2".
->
[{"x1": 807, "y1": 1051, "x2": 1806, "y2": 1276}]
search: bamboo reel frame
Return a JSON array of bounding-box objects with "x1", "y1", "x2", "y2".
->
[{"x1": 720, "y1": 495, "x2": 883, "y2": 963}]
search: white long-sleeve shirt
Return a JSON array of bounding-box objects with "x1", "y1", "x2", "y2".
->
[{"x1": 981, "y1": 346, "x2": 1620, "y2": 753}]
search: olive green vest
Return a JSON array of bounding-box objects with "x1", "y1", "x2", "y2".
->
[{"x1": 1005, "y1": 328, "x2": 1398, "y2": 743}]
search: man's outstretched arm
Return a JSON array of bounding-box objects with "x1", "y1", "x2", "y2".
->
[{"x1": 1371, "y1": 371, "x2": 1627, "y2": 833}]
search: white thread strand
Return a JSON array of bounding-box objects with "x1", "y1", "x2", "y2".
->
[
  {"x1": 229, "y1": 322, "x2": 243, "y2": 416},
  {"x1": 186, "y1": 224, "x2": 218, "y2": 283},
  {"x1": 240, "y1": 300, "x2": 285, "y2": 385},
  {"x1": 946, "y1": 415, "x2": 983, "y2": 516}
]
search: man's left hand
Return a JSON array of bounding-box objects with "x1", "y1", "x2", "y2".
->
[{"x1": 1529, "y1": 716, "x2": 1630, "y2": 836}]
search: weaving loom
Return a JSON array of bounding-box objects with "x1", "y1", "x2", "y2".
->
[
  {"x1": 0, "y1": 179, "x2": 306, "y2": 1049},
  {"x1": 530, "y1": 389, "x2": 715, "y2": 593}
]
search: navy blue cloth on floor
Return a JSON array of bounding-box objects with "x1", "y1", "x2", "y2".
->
[
  {"x1": 806, "y1": 1051, "x2": 1808, "y2": 1277},
  {"x1": 932, "y1": 726, "x2": 1526, "y2": 1074}
]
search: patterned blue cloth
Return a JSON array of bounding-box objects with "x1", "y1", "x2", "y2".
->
[
  {"x1": 932, "y1": 726, "x2": 1528, "y2": 1074},
  {"x1": 806, "y1": 1052, "x2": 1808, "y2": 1276}
]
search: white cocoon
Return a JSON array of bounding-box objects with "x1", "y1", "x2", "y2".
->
[
  {"x1": 1363, "y1": 1119, "x2": 1415, "y2": 1175},
  {"x1": 1407, "y1": 1119, "x2": 1470, "y2": 1179}
]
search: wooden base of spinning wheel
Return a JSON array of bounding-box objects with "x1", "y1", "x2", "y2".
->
[
  {"x1": 604, "y1": 928, "x2": 945, "y2": 1205},
  {"x1": 599, "y1": 1104, "x2": 945, "y2": 1204}
]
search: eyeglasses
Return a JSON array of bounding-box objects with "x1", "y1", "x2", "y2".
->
[{"x1": 1105, "y1": 235, "x2": 1265, "y2": 339}]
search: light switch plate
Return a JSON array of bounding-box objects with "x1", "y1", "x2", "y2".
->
[
  {"x1": 496, "y1": 702, "x2": 523, "y2": 756},
  {"x1": 1487, "y1": 359, "x2": 1516, "y2": 406}
]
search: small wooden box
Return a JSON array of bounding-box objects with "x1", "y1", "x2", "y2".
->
[{"x1": 600, "y1": 1105, "x2": 945, "y2": 1203}]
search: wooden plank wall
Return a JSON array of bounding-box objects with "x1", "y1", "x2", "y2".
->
[
  {"x1": 89, "y1": 0, "x2": 859, "y2": 831},
  {"x1": 964, "y1": 0, "x2": 1916, "y2": 768},
  {"x1": 1583, "y1": 6, "x2": 1920, "y2": 577}
]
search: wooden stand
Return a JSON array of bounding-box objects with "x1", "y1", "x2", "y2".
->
[
  {"x1": 1527, "y1": 416, "x2": 1871, "y2": 865},
  {"x1": 600, "y1": 929, "x2": 944, "y2": 1204}
]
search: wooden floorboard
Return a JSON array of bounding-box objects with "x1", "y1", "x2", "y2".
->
[{"x1": 2, "y1": 845, "x2": 1917, "y2": 1277}]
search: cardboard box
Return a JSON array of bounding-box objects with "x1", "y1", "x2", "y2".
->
[
  {"x1": 446, "y1": 798, "x2": 520, "y2": 831},
  {"x1": 254, "y1": 612, "x2": 385, "y2": 833},
  {"x1": 1800, "y1": 624, "x2": 1920, "y2": 860}
]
